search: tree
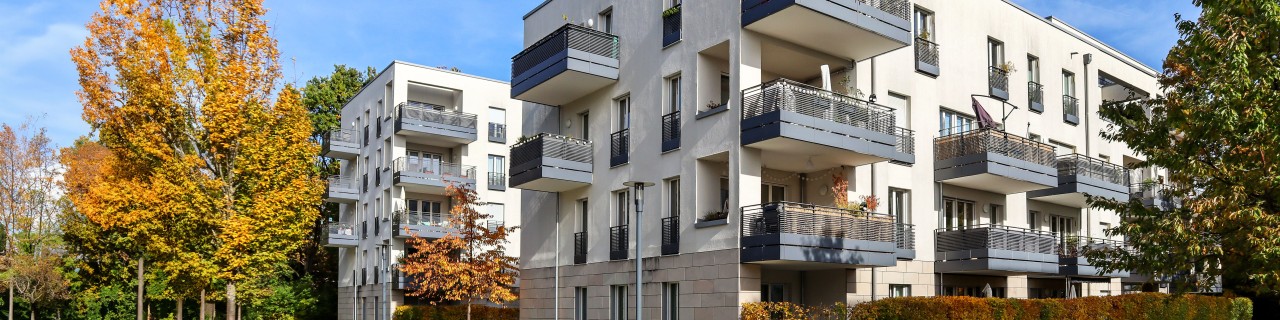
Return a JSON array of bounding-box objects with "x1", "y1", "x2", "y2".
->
[
  {"x1": 400, "y1": 184, "x2": 518, "y2": 320},
  {"x1": 70, "y1": 0, "x2": 322, "y2": 319},
  {"x1": 1089, "y1": 0, "x2": 1280, "y2": 304},
  {"x1": 11, "y1": 249, "x2": 70, "y2": 320},
  {"x1": 0, "y1": 118, "x2": 66, "y2": 320}
]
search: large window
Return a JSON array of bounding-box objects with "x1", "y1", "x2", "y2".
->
[
  {"x1": 1027, "y1": 55, "x2": 1040, "y2": 83},
  {"x1": 989, "y1": 204, "x2": 1004, "y2": 225},
  {"x1": 610, "y1": 285, "x2": 628, "y2": 320},
  {"x1": 666, "y1": 178, "x2": 680, "y2": 218},
  {"x1": 889, "y1": 188, "x2": 909, "y2": 223},
  {"x1": 406, "y1": 150, "x2": 443, "y2": 173},
  {"x1": 943, "y1": 198, "x2": 976, "y2": 230},
  {"x1": 1063, "y1": 71, "x2": 1077, "y2": 98},
  {"x1": 667, "y1": 75, "x2": 682, "y2": 113},
  {"x1": 939, "y1": 109, "x2": 976, "y2": 135},
  {"x1": 761, "y1": 183, "x2": 786, "y2": 203},
  {"x1": 1050, "y1": 215, "x2": 1075, "y2": 236},
  {"x1": 488, "y1": 203, "x2": 505, "y2": 223},
  {"x1": 988, "y1": 38, "x2": 1005, "y2": 69},
  {"x1": 574, "y1": 287, "x2": 588, "y2": 320},
  {"x1": 488, "y1": 155, "x2": 505, "y2": 175},
  {"x1": 662, "y1": 282, "x2": 680, "y2": 320},
  {"x1": 914, "y1": 7, "x2": 935, "y2": 40},
  {"x1": 615, "y1": 96, "x2": 631, "y2": 130},
  {"x1": 615, "y1": 190, "x2": 630, "y2": 226}
]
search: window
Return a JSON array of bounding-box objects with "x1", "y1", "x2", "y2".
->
[
  {"x1": 574, "y1": 287, "x2": 588, "y2": 320},
  {"x1": 890, "y1": 284, "x2": 911, "y2": 298},
  {"x1": 1050, "y1": 215, "x2": 1075, "y2": 236},
  {"x1": 1027, "y1": 55, "x2": 1040, "y2": 83},
  {"x1": 718, "y1": 73, "x2": 731, "y2": 106},
  {"x1": 989, "y1": 204, "x2": 1004, "y2": 225},
  {"x1": 488, "y1": 155, "x2": 505, "y2": 174},
  {"x1": 914, "y1": 7, "x2": 935, "y2": 40},
  {"x1": 615, "y1": 190, "x2": 630, "y2": 226},
  {"x1": 988, "y1": 38, "x2": 1005, "y2": 69},
  {"x1": 761, "y1": 284, "x2": 786, "y2": 302},
  {"x1": 579, "y1": 111, "x2": 590, "y2": 139},
  {"x1": 667, "y1": 75, "x2": 682, "y2": 113},
  {"x1": 719, "y1": 177, "x2": 731, "y2": 212},
  {"x1": 610, "y1": 285, "x2": 628, "y2": 320},
  {"x1": 889, "y1": 188, "x2": 909, "y2": 223},
  {"x1": 662, "y1": 282, "x2": 680, "y2": 320},
  {"x1": 943, "y1": 198, "x2": 976, "y2": 230},
  {"x1": 1029, "y1": 211, "x2": 1041, "y2": 229},
  {"x1": 489, "y1": 107, "x2": 506, "y2": 125},
  {"x1": 885, "y1": 92, "x2": 911, "y2": 130},
  {"x1": 407, "y1": 199, "x2": 444, "y2": 226},
  {"x1": 667, "y1": 178, "x2": 680, "y2": 217},
  {"x1": 488, "y1": 203, "x2": 505, "y2": 223},
  {"x1": 406, "y1": 150, "x2": 443, "y2": 174},
  {"x1": 1063, "y1": 71, "x2": 1077, "y2": 97},
  {"x1": 939, "y1": 109, "x2": 976, "y2": 135},
  {"x1": 1049, "y1": 140, "x2": 1076, "y2": 157},
  {"x1": 761, "y1": 183, "x2": 786, "y2": 203},
  {"x1": 615, "y1": 96, "x2": 631, "y2": 130},
  {"x1": 578, "y1": 198, "x2": 590, "y2": 233},
  {"x1": 600, "y1": 8, "x2": 614, "y2": 34}
]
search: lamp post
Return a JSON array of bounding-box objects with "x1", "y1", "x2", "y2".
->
[{"x1": 623, "y1": 180, "x2": 654, "y2": 320}]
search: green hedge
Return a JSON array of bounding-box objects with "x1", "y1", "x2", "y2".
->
[
  {"x1": 741, "y1": 293, "x2": 1252, "y2": 320},
  {"x1": 393, "y1": 304, "x2": 518, "y2": 320}
]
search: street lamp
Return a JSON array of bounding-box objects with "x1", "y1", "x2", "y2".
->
[{"x1": 623, "y1": 180, "x2": 654, "y2": 320}]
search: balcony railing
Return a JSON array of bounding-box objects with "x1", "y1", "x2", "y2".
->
[
  {"x1": 609, "y1": 225, "x2": 628, "y2": 260},
  {"x1": 862, "y1": 0, "x2": 910, "y2": 20},
  {"x1": 489, "y1": 122, "x2": 507, "y2": 143},
  {"x1": 1059, "y1": 236, "x2": 1130, "y2": 258},
  {"x1": 934, "y1": 128, "x2": 1057, "y2": 167},
  {"x1": 661, "y1": 111, "x2": 680, "y2": 152},
  {"x1": 392, "y1": 157, "x2": 476, "y2": 181},
  {"x1": 328, "y1": 223, "x2": 356, "y2": 236},
  {"x1": 742, "y1": 79, "x2": 913, "y2": 155},
  {"x1": 914, "y1": 37, "x2": 939, "y2": 76},
  {"x1": 399, "y1": 101, "x2": 477, "y2": 129},
  {"x1": 610, "y1": 129, "x2": 630, "y2": 167},
  {"x1": 662, "y1": 5, "x2": 682, "y2": 47},
  {"x1": 1063, "y1": 95, "x2": 1080, "y2": 124},
  {"x1": 326, "y1": 128, "x2": 359, "y2": 145},
  {"x1": 512, "y1": 24, "x2": 619, "y2": 80},
  {"x1": 895, "y1": 223, "x2": 915, "y2": 250},
  {"x1": 393, "y1": 210, "x2": 454, "y2": 228},
  {"x1": 989, "y1": 66, "x2": 1009, "y2": 99},
  {"x1": 1057, "y1": 154, "x2": 1128, "y2": 186},
  {"x1": 486, "y1": 220, "x2": 504, "y2": 233},
  {"x1": 661, "y1": 216, "x2": 679, "y2": 255},
  {"x1": 1028, "y1": 81, "x2": 1044, "y2": 112},
  {"x1": 935, "y1": 224, "x2": 1059, "y2": 256},
  {"x1": 741, "y1": 202, "x2": 900, "y2": 243},
  {"x1": 892, "y1": 127, "x2": 916, "y2": 155},
  {"x1": 487, "y1": 172, "x2": 506, "y2": 191},
  {"x1": 510, "y1": 133, "x2": 592, "y2": 171},
  {"x1": 573, "y1": 232, "x2": 588, "y2": 264},
  {"x1": 329, "y1": 174, "x2": 357, "y2": 190}
]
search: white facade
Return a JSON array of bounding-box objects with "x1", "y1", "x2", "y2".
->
[
  {"x1": 513, "y1": 0, "x2": 1164, "y2": 319},
  {"x1": 324, "y1": 61, "x2": 523, "y2": 320}
]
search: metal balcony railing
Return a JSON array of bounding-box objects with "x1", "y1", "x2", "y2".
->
[
  {"x1": 487, "y1": 172, "x2": 506, "y2": 191},
  {"x1": 397, "y1": 101, "x2": 478, "y2": 130},
  {"x1": 489, "y1": 122, "x2": 507, "y2": 143},
  {"x1": 510, "y1": 133, "x2": 593, "y2": 171},
  {"x1": 742, "y1": 79, "x2": 913, "y2": 154},
  {"x1": 661, "y1": 111, "x2": 680, "y2": 152},
  {"x1": 935, "y1": 224, "x2": 1059, "y2": 256},
  {"x1": 1057, "y1": 154, "x2": 1128, "y2": 185},
  {"x1": 328, "y1": 174, "x2": 357, "y2": 190},
  {"x1": 512, "y1": 24, "x2": 620, "y2": 79},
  {"x1": 392, "y1": 157, "x2": 476, "y2": 180},
  {"x1": 661, "y1": 216, "x2": 679, "y2": 255},
  {"x1": 914, "y1": 37, "x2": 939, "y2": 66},
  {"x1": 327, "y1": 223, "x2": 356, "y2": 236},
  {"x1": 662, "y1": 5, "x2": 682, "y2": 47},
  {"x1": 1059, "y1": 236, "x2": 1131, "y2": 258},
  {"x1": 740, "y1": 202, "x2": 903, "y2": 243},
  {"x1": 393, "y1": 210, "x2": 454, "y2": 228},
  {"x1": 934, "y1": 128, "x2": 1057, "y2": 167},
  {"x1": 862, "y1": 0, "x2": 910, "y2": 20},
  {"x1": 573, "y1": 232, "x2": 588, "y2": 264},
  {"x1": 609, "y1": 225, "x2": 628, "y2": 260},
  {"x1": 1063, "y1": 95, "x2": 1080, "y2": 118},
  {"x1": 610, "y1": 129, "x2": 629, "y2": 166},
  {"x1": 486, "y1": 220, "x2": 504, "y2": 233},
  {"x1": 1029, "y1": 81, "x2": 1044, "y2": 106},
  {"x1": 326, "y1": 128, "x2": 359, "y2": 145},
  {"x1": 895, "y1": 223, "x2": 915, "y2": 250},
  {"x1": 989, "y1": 67, "x2": 1009, "y2": 95},
  {"x1": 892, "y1": 127, "x2": 916, "y2": 155}
]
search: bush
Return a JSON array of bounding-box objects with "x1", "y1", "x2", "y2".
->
[
  {"x1": 741, "y1": 293, "x2": 1252, "y2": 320},
  {"x1": 393, "y1": 304, "x2": 518, "y2": 320}
]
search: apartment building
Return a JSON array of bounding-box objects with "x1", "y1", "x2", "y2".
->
[{"x1": 322, "y1": 61, "x2": 523, "y2": 320}]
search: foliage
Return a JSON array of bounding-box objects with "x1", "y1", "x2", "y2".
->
[
  {"x1": 661, "y1": 5, "x2": 682, "y2": 18},
  {"x1": 2, "y1": 118, "x2": 72, "y2": 318},
  {"x1": 742, "y1": 293, "x2": 1252, "y2": 320},
  {"x1": 831, "y1": 173, "x2": 851, "y2": 210},
  {"x1": 1089, "y1": 0, "x2": 1280, "y2": 298},
  {"x1": 701, "y1": 210, "x2": 729, "y2": 221},
  {"x1": 400, "y1": 184, "x2": 518, "y2": 319},
  {"x1": 303, "y1": 65, "x2": 378, "y2": 141},
  {"x1": 70, "y1": 0, "x2": 322, "y2": 317},
  {"x1": 393, "y1": 305, "x2": 518, "y2": 320}
]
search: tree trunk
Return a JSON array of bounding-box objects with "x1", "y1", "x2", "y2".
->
[
  {"x1": 28, "y1": 307, "x2": 33, "y2": 320},
  {"x1": 199, "y1": 290, "x2": 205, "y2": 320},
  {"x1": 225, "y1": 282, "x2": 235, "y2": 320},
  {"x1": 137, "y1": 256, "x2": 145, "y2": 320},
  {"x1": 467, "y1": 302, "x2": 472, "y2": 320},
  {"x1": 7, "y1": 286, "x2": 13, "y2": 320},
  {"x1": 177, "y1": 299, "x2": 184, "y2": 320}
]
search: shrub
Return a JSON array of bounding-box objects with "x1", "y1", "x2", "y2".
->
[
  {"x1": 743, "y1": 293, "x2": 1252, "y2": 320},
  {"x1": 393, "y1": 304, "x2": 519, "y2": 320}
]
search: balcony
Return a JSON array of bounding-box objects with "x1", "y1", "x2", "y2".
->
[
  {"x1": 934, "y1": 128, "x2": 1058, "y2": 194},
  {"x1": 1028, "y1": 81, "x2": 1044, "y2": 113},
  {"x1": 487, "y1": 172, "x2": 506, "y2": 191},
  {"x1": 1063, "y1": 95, "x2": 1080, "y2": 125},
  {"x1": 391, "y1": 265, "x2": 414, "y2": 291},
  {"x1": 610, "y1": 129, "x2": 629, "y2": 167},
  {"x1": 989, "y1": 67, "x2": 1009, "y2": 101},
  {"x1": 391, "y1": 210, "x2": 453, "y2": 239},
  {"x1": 1131, "y1": 182, "x2": 1180, "y2": 210},
  {"x1": 392, "y1": 157, "x2": 476, "y2": 195},
  {"x1": 509, "y1": 133, "x2": 593, "y2": 192},
  {"x1": 1059, "y1": 236, "x2": 1131, "y2": 278},
  {"x1": 661, "y1": 111, "x2": 680, "y2": 152},
  {"x1": 741, "y1": 79, "x2": 915, "y2": 168},
  {"x1": 511, "y1": 24, "x2": 620, "y2": 106},
  {"x1": 573, "y1": 232, "x2": 587, "y2": 264},
  {"x1": 610, "y1": 225, "x2": 628, "y2": 260},
  {"x1": 1029, "y1": 154, "x2": 1130, "y2": 207},
  {"x1": 395, "y1": 102, "x2": 478, "y2": 147},
  {"x1": 742, "y1": 0, "x2": 911, "y2": 61},
  {"x1": 914, "y1": 37, "x2": 939, "y2": 77},
  {"x1": 323, "y1": 223, "x2": 358, "y2": 248},
  {"x1": 661, "y1": 216, "x2": 680, "y2": 255},
  {"x1": 323, "y1": 129, "x2": 359, "y2": 159},
  {"x1": 935, "y1": 225, "x2": 1060, "y2": 274},
  {"x1": 739, "y1": 202, "x2": 913, "y2": 267},
  {"x1": 662, "y1": 5, "x2": 682, "y2": 47},
  {"x1": 325, "y1": 174, "x2": 359, "y2": 203},
  {"x1": 489, "y1": 122, "x2": 507, "y2": 143}
]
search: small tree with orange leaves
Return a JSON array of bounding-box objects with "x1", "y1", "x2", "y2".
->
[{"x1": 400, "y1": 184, "x2": 518, "y2": 320}]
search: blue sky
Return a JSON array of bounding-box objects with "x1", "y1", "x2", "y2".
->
[{"x1": 0, "y1": 0, "x2": 1198, "y2": 148}]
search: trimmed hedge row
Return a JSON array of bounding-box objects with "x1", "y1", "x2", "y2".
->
[
  {"x1": 741, "y1": 293, "x2": 1252, "y2": 320},
  {"x1": 393, "y1": 305, "x2": 518, "y2": 320}
]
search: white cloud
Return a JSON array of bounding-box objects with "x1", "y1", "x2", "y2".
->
[{"x1": 0, "y1": 23, "x2": 88, "y2": 68}]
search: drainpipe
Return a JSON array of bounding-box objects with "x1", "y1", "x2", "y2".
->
[
  {"x1": 554, "y1": 208, "x2": 561, "y2": 320},
  {"x1": 1081, "y1": 53, "x2": 1093, "y2": 298},
  {"x1": 869, "y1": 57, "x2": 879, "y2": 302}
]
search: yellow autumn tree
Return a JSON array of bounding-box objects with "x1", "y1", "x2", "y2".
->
[
  {"x1": 70, "y1": 0, "x2": 321, "y2": 319},
  {"x1": 401, "y1": 184, "x2": 518, "y2": 320}
]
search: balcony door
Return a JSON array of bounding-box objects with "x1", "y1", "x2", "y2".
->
[
  {"x1": 943, "y1": 198, "x2": 976, "y2": 230},
  {"x1": 761, "y1": 183, "x2": 786, "y2": 203},
  {"x1": 407, "y1": 150, "x2": 443, "y2": 174},
  {"x1": 406, "y1": 199, "x2": 443, "y2": 226},
  {"x1": 939, "y1": 109, "x2": 975, "y2": 136},
  {"x1": 1050, "y1": 214, "x2": 1075, "y2": 236}
]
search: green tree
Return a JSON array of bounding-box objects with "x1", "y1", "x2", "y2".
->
[{"x1": 1090, "y1": 0, "x2": 1280, "y2": 304}]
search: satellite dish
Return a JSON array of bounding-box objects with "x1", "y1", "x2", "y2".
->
[{"x1": 586, "y1": 19, "x2": 595, "y2": 28}]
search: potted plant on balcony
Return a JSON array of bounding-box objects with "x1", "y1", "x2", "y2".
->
[
  {"x1": 998, "y1": 61, "x2": 1017, "y2": 73},
  {"x1": 695, "y1": 210, "x2": 729, "y2": 228},
  {"x1": 662, "y1": 5, "x2": 681, "y2": 18}
]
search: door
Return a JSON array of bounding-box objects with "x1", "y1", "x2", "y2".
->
[
  {"x1": 407, "y1": 150, "x2": 442, "y2": 174},
  {"x1": 1050, "y1": 215, "x2": 1074, "y2": 236},
  {"x1": 761, "y1": 183, "x2": 786, "y2": 203},
  {"x1": 943, "y1": 198, "x2": 976, "y2": 230},
  {"x1": 407, "y1": 199, "x2": 443, "y2": 226}
]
